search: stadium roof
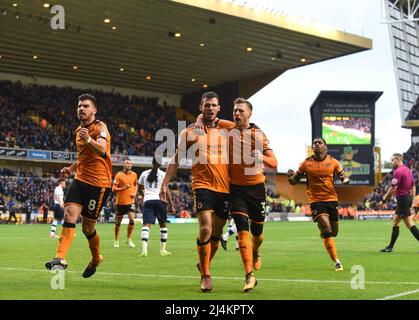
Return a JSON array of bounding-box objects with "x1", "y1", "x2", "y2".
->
[
  {"x1": 310, "y1": 91, "x2": 384, "y2": 105},
  {"x1": 385, "y1": 0, "x2": 419, "y2": 22},
  {"x1": 0, "y1": 0, "x2": 372, "y2": 95}
]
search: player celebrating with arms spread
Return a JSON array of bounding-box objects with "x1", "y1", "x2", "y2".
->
[
  {"x1": 112, "y1": 158, "x2": 138, "y2": 248},
  {"x1": 287, "y1": 137, "x2": 349, "y2": 271},
  {"x1": 45, "y1": 94, "x2": 112, "y2": 278}
]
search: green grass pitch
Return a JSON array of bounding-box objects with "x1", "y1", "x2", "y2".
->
[
  {"x1": 323, "y1": 126, "x2": 370, "y2": 145},
  {"x1": 0, "y1": 220, "x2": 418, "y2": 300}
]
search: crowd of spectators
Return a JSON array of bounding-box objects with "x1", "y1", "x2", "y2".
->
[
  {"x1": 0, "y1": 169, "x2": 56, "y2": 216},
  {"x1": 0, "y1": 80, "x2": 179, "y2": 156},
  {"x1": 265, "y1": 188, "x2": 306, "y2": 215},
  {"x1": 323, "y1": 117, "x2": 371, "y2": 134},
  {"x1": 406, "y1": 97, "x2": 419, "y2": 120},
  {"x1": 4, "y1": 165, "x2": 391, "y2": 223},
  {"x1": 0, "y1": 168, "x2": 195, "y2": 222}
]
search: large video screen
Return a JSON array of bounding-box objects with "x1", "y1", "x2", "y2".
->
[{"x1": 322, "y1": 115, "x2": 372, "y2": 145}]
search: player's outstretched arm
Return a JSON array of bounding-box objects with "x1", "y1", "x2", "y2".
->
[
  {"x1": 287, "y1": 169, "x2": 303, "y2": 185},
  {"x1": 217, "y1": 119, "x2": 236, "y2": 129},
  {"x1": 133, "y1": 179, "x2": 138, "y2": 199},
  {"x1": 195, "y1": 113, "x2": 235, "y2": 131},
  {"x1": 160, "y1": 162, "x2": 178, "y2": 203},
  {"x1": 411, "y1": 185, "x2": 416, "y2": 198},
  {"x1": 382, "y1": 185, "x2": 396, "y2": 202},
  {"x1": 338, "y1": 171, "x2": 350, "y2": 184},
  {"x1": 61, "y1": 161, "x2": 77, "y2": 177},
  {"x1": 165, "y1": 186, "x2": 176, "y2": 214},
  {"x1": 262, "y1": 149, "x2": 278, "y2": 169},
  {"x1": 138, "y1": 185, "x2": 144, "y2": 197},
  {"x1": 112, "y1": 184, "x2": 130, "y2": 192},
  {"x1": 161, "y1": 128, "x2": 191, "y2": 202}
]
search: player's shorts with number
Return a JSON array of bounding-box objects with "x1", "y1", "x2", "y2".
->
[
  {"x1": 116, "y1": 203, "x2": 136, "y2": 216},
  {"x1": 230, "y1": 183, "x2": 266, "y2": 223},
  {"x1": 64, "y1": 179, "x2": 111, "y2": 220},
  {"x1": 193, "y1": 188, "x2": 230, "y2": 220}
]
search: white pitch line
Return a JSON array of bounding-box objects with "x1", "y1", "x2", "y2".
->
[
  {"x1": 1, "y1": 266, "x2": 419, "y2": 286},
  {"x1": 376, "y1": 288, "x2": 419, "y2": 300},
  {"x1": 0, "y1": 237, "x2": 56, "y2": 240}
]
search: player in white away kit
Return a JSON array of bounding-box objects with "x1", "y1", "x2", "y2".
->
[
  {"x1": 138, "y1": 156, "x2": 175, "y2": 257},
  {"x1": 220, "y1": 217, "x2": 239, "y2": 251},
  {"x1": 50, "y1": 178, "x2": 66, "y2": 239}
]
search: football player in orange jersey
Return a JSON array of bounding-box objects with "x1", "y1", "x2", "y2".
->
[
  {"x1": 45, "y1": 94, "x2": 112, "y2": 278},
  {"x1": 160, "y1": 92, "x2": 230, "y2": 293},
  {"x1": 195, "y1": 97, "x2": 277, "y2": 292},
  {"x1": 112, "y1": 158, "x2": 138, "y2": 248},
  {"x1": 287, "y1": 137, "x2": 350, "y2": 271}
]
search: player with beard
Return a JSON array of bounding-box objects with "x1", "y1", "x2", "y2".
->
[
  {"x1": 113, "y1": 158, "x2": 138, "y2": 248},
  {"x1": 287, "y1": 138, "x2": 349, "y2": 271},
  {"x1": 45, "y1": 94, "x2": 112, "y2": 278},
  {"x1": 160, "y1": 92, "x2": 230, "y2": 293},
  {"x1": 195, "y1": 97, "x2": 277, "y2": 292}
]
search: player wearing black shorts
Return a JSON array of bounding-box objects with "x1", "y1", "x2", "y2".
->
[
  {"x1": 45, "y1": 94, "x2": 112, "y2": 278},
  {"x1": 309, "y1": 201, "x2": 339, "y2": 223},
  {"x1": 50, "y1": 178, "x2": 66, "y2": 239},
  {"x1": 112, "y1": 158, "x2": 138, "y2": 248},
  {"x1": 215, "y1": 98, "x2": 277, "y2": 292},
  {"x1": 160, "y1": 92, "x2": 230, "y2": 292},
  {"x1": 193, "y1": 188, "x2": 230, "y2": 221},
  {"x1": 64, "y1": 179, "x2": 111, "y2": 221},
  {"x1": 288, "y1": 138, "x2": 350, "y2": 272},
  {"x1": 139, "y1": 156, "x2": 175, "y2": 257}
]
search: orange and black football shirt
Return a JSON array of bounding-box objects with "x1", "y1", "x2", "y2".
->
[
  {"x1": 75, "y1": 119, "x2": 112, "y2": 188},
  {"x1": 297, "y1": 155, "x2": 343, "y2": 204},
  {"x1": 113, "y1": 170, "x2": 138, "y2": 205},
  {"x1": 178, "y1": 123, "x2": 229, "y2": 194},
  {"x1": 229, "y1": 123, "x2": 272, "y2": 186}
]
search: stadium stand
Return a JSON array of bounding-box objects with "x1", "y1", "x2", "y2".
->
[
  {"x1": 406, "y1": 97, "x2": 419, "y2": 120},
  {"x1": 0, "y1": 168, "x2": 195, "y2": 223},
  {"x1": 7, "y1": 163, "x2": 411, "y2": 223},
  {"x1": 0, "y1": 80, "x2": 178, "y2": 156},
  {"x1": 363, "y1": 142, "x2": 419, "y2": 211},
  {"x1": 6, "y1": 79, "x2": 414, "y2": 222}
]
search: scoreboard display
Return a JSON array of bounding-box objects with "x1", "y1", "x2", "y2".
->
[{"x1": 310, "y1": 91, "x2": 383, "y2": 186}]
